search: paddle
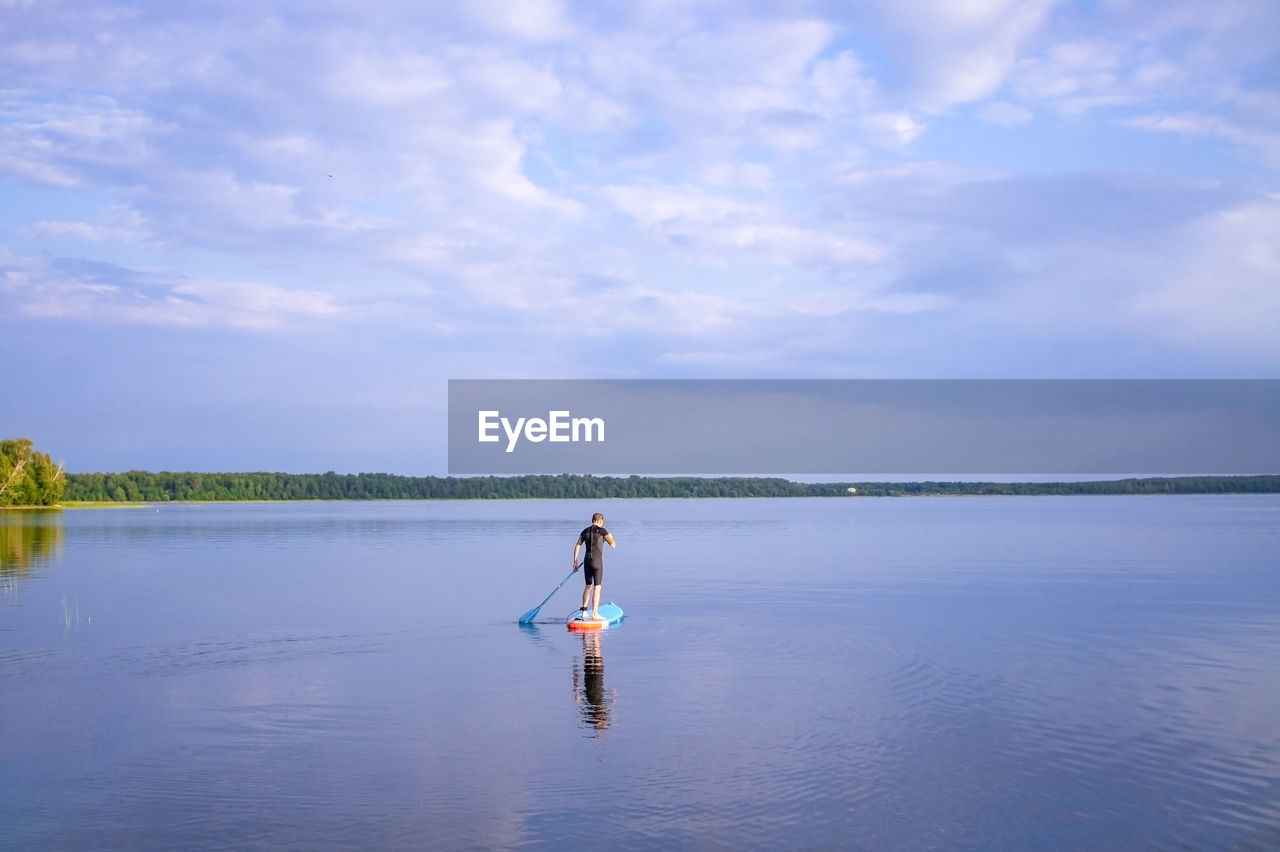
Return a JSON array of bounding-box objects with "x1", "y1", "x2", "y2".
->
[{"x1": 518, "y1": 566, "x2": 577, "y2": 624}]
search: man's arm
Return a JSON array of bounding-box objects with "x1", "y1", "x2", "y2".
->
[
  {"x1": 572, "y1": 537, "x2": 582, "y2": 569},
  {"x1": 605, "y1": 533, "x2": 616, "y2": 548}
]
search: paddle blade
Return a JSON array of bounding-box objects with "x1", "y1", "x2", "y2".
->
[{"x1": 517, "y1": 568, "x2": 577, "y2": 625}]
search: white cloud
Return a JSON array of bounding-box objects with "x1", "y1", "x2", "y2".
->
[
  {"x1": 471, "y1": 121, "x2": 581, "y2": 212},
  {"x1": 862, "y1": 112, "x2": 927, "y2": 146},
  {"x1": 977, "y1": 101, "x2": 1033, "y2": 126},
  {"x1": 1129, "y1": 61, "x2": 1181, "y2": 89},
  {"x1": 673, "y1": 18, "x2": 832, "y2": 89},
  {"x1": 1010, "y1": 37, "x2": 1144, "y2": 117},
  {"x1": 1131, "y1": 196, "x2": 1280, "y2": 358},
  {"x1": 1127, "y1": 112, "x2": 1280, "y2": 167},
  {"x1": 1, "y1": 253, "x2": 340, "y2": 330},
  {"x1": 601, "y1": 183, "x2": 755, "y2": 230},
  {"x1": 995, "y1": 0, "x2": 1280, "y2": 143},
  {"x1": 787, "y1": 288, "x2": 952, "y2": 317},
  {"x1": 618, "y1": 285, "x2": 745, "y2": 335},
  {"x1": 449, "y1": 257, "x2": 934, "y2": 350},
  {"x1": 28, "y1": 220, "x2": 134, "y2": 242},
  {"x1": 463, "y1": 0, "x2": 574, "y2": 42},
  {"x1": 0, "y1": 93, "x2": 167, "y2": 186},
  {"x1": 462, "y1": 54, "x2": 564, "y2": 114},
  {"x1": 698, "y1": 162, "x2": 773, "y2": 190},
  {"x1": 877, "y1": 0, "x2": 1063, "y2": 108},
  {"x1": 328, "y1": 53, "x2": 453, "y2": 106},
  {"x1": 164, "y1": 169, "x2": 303, "y2": 231},
  {"x1": 572, "y1": 17, "x2": 845, "y2": 156},
  {"x1": 232, "y1": 133, "x2": 315, "y2": 160},
  {"x1": 601, "y1": 182, "x2": 883, "y2": 265},
  {"x1": 0, "y1": 151, "x2": 80, "y2": 187},
  {"x1": 809, "y1": 50, "x2": 875, "y2": 106}
]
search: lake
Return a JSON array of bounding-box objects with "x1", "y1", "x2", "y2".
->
[{"x1": 2, "y1": 496, "x2": 1279, "y2": 850}]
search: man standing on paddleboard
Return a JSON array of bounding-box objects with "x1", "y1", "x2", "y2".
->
[{"x1": 573, "y1": 513, "x2": 615, "y2": 620}]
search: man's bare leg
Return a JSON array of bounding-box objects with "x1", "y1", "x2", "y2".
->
[{"x1": 591, "y1": 584, "x2": 602, "y2": 619}]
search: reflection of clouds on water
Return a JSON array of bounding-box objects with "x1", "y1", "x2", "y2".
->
[
  {"x1": 572, "y1": 631, "x2": 615, "y2": 735},
  {"x1": 59, "y1": 626, "x2": 552, "y2": 850}
]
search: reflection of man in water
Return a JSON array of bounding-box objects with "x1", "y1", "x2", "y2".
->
[{"x1": 572, "y1": 632, "x2": 613, "y2": 734}]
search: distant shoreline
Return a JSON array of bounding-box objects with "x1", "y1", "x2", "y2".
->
[{"x1": 26, "y1": 472, "x2": 1280, "y2": 506}]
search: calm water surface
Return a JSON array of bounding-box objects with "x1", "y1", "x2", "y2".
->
[{"x1": 2, "y1": 496, "x2": 1279, "y2": 849}]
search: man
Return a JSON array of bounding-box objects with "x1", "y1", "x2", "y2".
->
[{"x1": 572, "y1": 512, "x2": 615, "y2": 620}]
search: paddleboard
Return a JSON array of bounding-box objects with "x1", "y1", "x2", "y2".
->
[{"x1": 567, "y1": 602, "x2": 624, "y2": 631}]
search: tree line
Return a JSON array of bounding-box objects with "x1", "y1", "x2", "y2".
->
[
  {"x1": 61, "y1": 472, "x2": 850, "y2": 501},
  {"x1": 4, "y1": 439, "x2": 1277, "y2": 504},
  {"x1": 842, "y1": 476, "x2": 1280, "y2": 496},
  {"x1": 60, "y1": 470, "x2": 1280, "y2": 502}
]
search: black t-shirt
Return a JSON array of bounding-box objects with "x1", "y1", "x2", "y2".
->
[{"x1": 578, "y1": 525, "x2": 609, "y2": 569}]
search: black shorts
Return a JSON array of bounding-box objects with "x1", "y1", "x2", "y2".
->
[{"x1": 583, "y1": 563, "x2": 603, "y2": 586}]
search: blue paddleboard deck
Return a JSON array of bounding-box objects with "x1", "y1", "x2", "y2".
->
[{"x1": 566, "y1": 602, "x2": 624, "y2": 630}]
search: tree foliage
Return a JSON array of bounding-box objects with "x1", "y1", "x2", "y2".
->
[
  {"x1": 839, "y1": 476, "x2": 1280, "y2": 496},
  {"x1": 0, "y1": 439, "x2": 66, "y2": 507},
  {"x1": 61, "y1": 472, "x2": 848, "y2": 501}
]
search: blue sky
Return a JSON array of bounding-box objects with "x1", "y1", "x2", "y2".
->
[{"x1": 3, "y1": 0, "x2": 1278, "y2": 474}]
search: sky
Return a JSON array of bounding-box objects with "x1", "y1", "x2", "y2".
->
[{"x1": 3, "y1": 0, "x2": 1279, "y2": 474}]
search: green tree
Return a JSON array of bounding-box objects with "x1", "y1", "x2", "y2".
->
[{"x1": 0, "y1": 438, "x2": 67, "y2": 507}]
